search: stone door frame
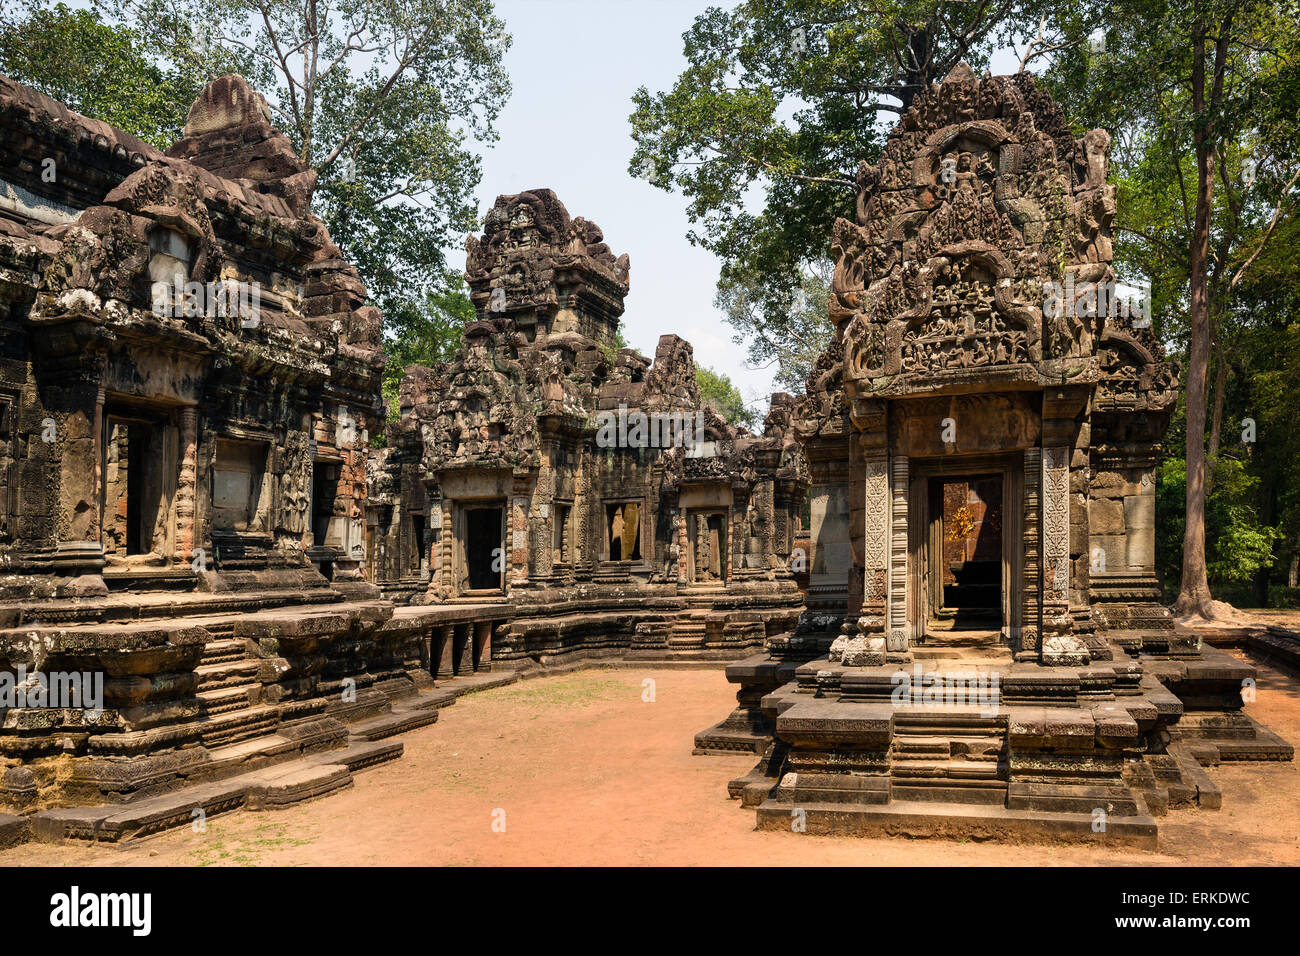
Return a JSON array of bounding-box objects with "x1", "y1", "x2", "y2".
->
[{"x1": 906, "y1": 452, "x2": 1024, "y2": 646}]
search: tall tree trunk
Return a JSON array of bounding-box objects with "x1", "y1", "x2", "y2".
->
[
  {"x1": 897, "y1": 23, "x2": 934, "y2": 109},
  {"x1": 1174, "y1": 21, "x2": 1218, "y2": 620},
  {"x1": 1206, "y1": 335, "x2": 1228, "y2": 493}
]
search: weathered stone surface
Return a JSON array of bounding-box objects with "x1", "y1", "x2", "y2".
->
[
  {"x1": 369, "y1": 188, "x2": 810, "y2": 670},
  {"x1": 725, "y1": 63, "x2": 1290, "y2": 844}
]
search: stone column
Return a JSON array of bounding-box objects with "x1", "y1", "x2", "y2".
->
[
  {"x1": 1020, "y1": 448, "x2": 1042, "y2": 660},
  {"x1": 854, "y1": 452, "x2": 890, "y2": 665},
  {"x1": 91, "y1": 386, "x2": 105, "y2": 542},
  {"x1": 432, "y1": 625, "x2": 455, "y2": 679},
  {"x1": 453, "y1": 622, "x2": 472, "y2": 676},
  {"x1": 676, "y1": 508, "x2": 688, "y2": 586},
  {"x1": 510, "y1": 493, "x2": 529, "y2": 588},
  {"x1": 174, "y1": 405, "x2": 198, "y2": 562},
  {"x1": 472, "y1": 620, "x2": 492, "y2": 672}
]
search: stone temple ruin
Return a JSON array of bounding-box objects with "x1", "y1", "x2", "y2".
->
[
  {"x1": 701, "y1": 63, "x2": 1293, "y2": 844},
  {"x1": 369, "y1": 188, "x2": 807, "y2": 669},
  {"x1": 0, "y1": 74, "x2": 806, "y2": 836},
  {"x1": 0, "y1": 64, "x2": 1290, "y2": 847}
]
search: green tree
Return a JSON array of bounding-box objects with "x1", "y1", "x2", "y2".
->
[
  {"x1": 1155, "y1": 457, "x2": 1281, "y2": 591},
  {"x1": 1038, "y1": 0, "x2": 1300, "y2": 619},
  {"x1": 378, "y1": 271, "x2": 473, "y2": 439},
  {"x1": 628, "y1": 0, "x2": 1048, "y2": 346},
  {"x1": 2, "y1": 0, "x2": 510, "y2": 409},
  {"x1": 696, "y1": 365, "x2": 760, "y2": 430},
  {"x1": 715, "y1": 257, "x2": 833, "y2": 392},
  {"x1": 0, "y1": 1, "x2": 204, "y2": 148}
]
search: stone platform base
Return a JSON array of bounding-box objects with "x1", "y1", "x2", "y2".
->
[
  {"x1": 30, "y1": 739, "x2": 401, "y2": 844},
  {"x1": 754, "y1": 793, "x2": 1159, "y2": 847},
  {"x1": 715, "y1": 637, "x2": 1294, "y2": 846},
  {"x1": 5, "y1": 651, "x2": 756, "y2": 846}
]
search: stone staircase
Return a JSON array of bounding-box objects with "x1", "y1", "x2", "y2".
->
[
  {"x1": 195, "y1": 639, "x2": 263, "y2": 717},
  {"x1": 667, "y1": 613, "x2": 709, "y2": 648},
  {"x1": 889, "y1": 713, "x2": 1008, "y2": 806}
]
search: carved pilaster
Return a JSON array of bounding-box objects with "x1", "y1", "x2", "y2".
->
[
  {"x1": 888, "y1": 454, "x2": 909, "y2": 653},
  {"x1": 1041, "y1": 445, "x2": 1088, "y2": 665},
  {"x1": 1020, "y1": 447, "x2": 1041, "y2": 659},
  {"x1": 862, "y1": 455, "x2": 889, "y2": 614},
  {"x1": 174, "y1": 405, "x2": 198, "y2": 562},
  {"x1": 1042, "y1": 446, "x2": 1071, "y2": 605}
]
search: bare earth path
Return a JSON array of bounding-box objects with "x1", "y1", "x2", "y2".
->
[{"x1": 5, "y1": 652, "x2": 1300, "y2": 867}]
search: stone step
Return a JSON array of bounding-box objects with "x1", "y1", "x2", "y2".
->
[
  {"x1": 244, "y1": 763, "x2": 352, "y2": 810},
  {"x1": 894, "y1": 712, "x2": 1006, "y2": 734},
  {"x1": 196, "y1": 704, "x2": 279, "y2": 747},
  {"x1": 347, "y1": 707, "x2": 439, "y2": 742},
  {"x1": 892, "y1": 780, "x2": 1008, "y2": 805},
  {"x1": 200, "y1": 638, "x2": 248, "y2": 666},
  {"x1": 198, "y1": 684, "x2": 259, "y2": 715},
  {"x1": 755, "y1": 797, "x2": 1158, "y2": 847},
  {"x1": 892, "y1": 735, "x2": 952, "y2": 756},
  {"x1": 890, "y1": 757, "x2": 1003, "y2": 780},
  {"x1": 306, "y1": 739, "x2": 404, "y2": 774},
  {"x1": 195, "y1": 658, "x2": 261, "y2": 692},
  {"x1": 1007, "y1": 782, "x2": 1142, "y2": 816},
  {"x1": 102, "y1": 568, "x2": 198, "y2": 593}
]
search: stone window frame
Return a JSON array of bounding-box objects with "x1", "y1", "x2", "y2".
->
[
  {"x1": 684, "y1": 506, "x2": 730, "y2": 585},
  {"x1": 551, "y1": 499, "x2": 574, "y2": 567},
  {"x1": 210, "y1": 436, "x2": 273, "y2": 536},
  {"x1": 0, "y1": 391, "x2": 16, "y2": 543}
]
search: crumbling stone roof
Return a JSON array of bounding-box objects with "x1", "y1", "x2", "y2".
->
[{"x1": 0, "y1": 72, "x2": 383, "y2": 398}]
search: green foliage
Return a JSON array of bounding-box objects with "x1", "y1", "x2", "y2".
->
[
  {"x1": 95, "y1": 0, "x2": 511, "y2": 348},
  {"x1": 696, "y1": 365, "x2": 759, "y2": 430},
  {"x1": 629, "y1": 0, "x2": 1044, "y2": 338},
  {"x1": 3, "y1": 0, "x2": 511, "y2": 431},
  {"x1": 1156, "y1": 457, "x2": 1281, "y2": 590},
  {"x1": 0, "y1": 1, "x2": 204, "y2": 148},
  {"x1": 1048, "y1": 0, "x2": 1300, "y2": 603},
  {"x1": 376, "y1": 272, "x2": 473, "y2": 442},
  {"x1": 715, "y1": 257, "x2": 833, "y2": 391}
]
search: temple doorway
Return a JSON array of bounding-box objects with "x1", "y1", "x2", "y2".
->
[
  {"x1": 102, "y1": 409, "x2": 172, "y2": 559},
  {"x1": 908, "y1": 456, "x2": 1021, "y2": 647},
  {"x1": 928, "y1": 475, "x2": 1002, "y2": 633},
  {"x1": 464, "y1": 504, "x2": 504, "y2": 592},
  {"x1": 687, "y1": 510, "x2": 728, "y2": 584}
]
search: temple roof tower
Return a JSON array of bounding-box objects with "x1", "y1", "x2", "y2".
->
[{"x1": 464, "y1": 188, "x2": 630, "y2": 349}]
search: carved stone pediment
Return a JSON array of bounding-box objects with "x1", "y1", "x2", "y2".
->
[{"x1": 824, "y1": 64, "x2": 1170, "y2": 401}]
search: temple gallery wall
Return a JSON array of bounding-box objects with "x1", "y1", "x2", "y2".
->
[{"x1": 0, "y1": 66, "x2": 1291, "y2": 846}]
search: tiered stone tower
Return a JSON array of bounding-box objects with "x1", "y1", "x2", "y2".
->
[{"x1": 715, "y1": 64, "x2": 1292, "y2": 844}]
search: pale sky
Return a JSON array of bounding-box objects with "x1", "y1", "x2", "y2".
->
[
  {"x1": 463, "y1": 0, "x2": 765, "y2": 404},
  {"x1": 466, "y1": 0, "x2": 1025, "y2": 415}
]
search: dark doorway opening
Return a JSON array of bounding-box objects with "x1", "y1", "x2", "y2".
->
[
  {"x1": 410, "y1": 514, "x2": 426, "y2": 573},
  {"x1": 311, "y1": 463, "x2": 338, "y2": 547},
  {"x1": 465, "y1": 506, "x2": 504, "y2": 591},
  {"x1": 310, "y1": 461, "x2": 340, "y2": 580},
  {"x1": 104, "y1": 412, "x2": 167, "y2": 558},
  {"x1": 927, "y1": 474, "x2": 1002, "y2": 633}
]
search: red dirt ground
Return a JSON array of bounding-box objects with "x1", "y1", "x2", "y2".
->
[{"x1": 4, "y1": 651, "x2": 1299, "y2": 867}]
